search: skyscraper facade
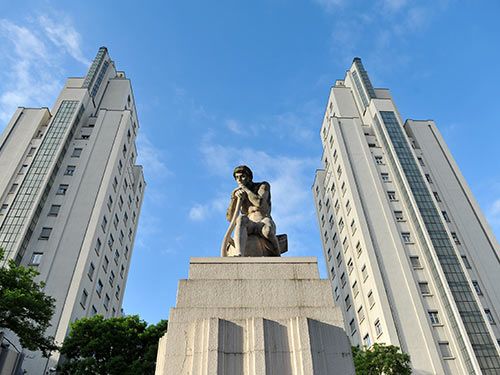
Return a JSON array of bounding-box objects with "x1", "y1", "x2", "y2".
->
[
  {"x1": 0, "y1": 47, "x2": 145, "y2": 373},
  {"x1": 312, "y1": 58, "x2": 500, "y2": 374}
]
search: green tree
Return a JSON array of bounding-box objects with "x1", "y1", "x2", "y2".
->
[
  {"x1": 59, "y1": 315, "x2": 168, "y2": 375},
  {"x1": 352, "y1": 343, "x2": 411, "y2": 375},
  {"x1": 0, "y1": 249, "x2": 57, "y2": 356}
]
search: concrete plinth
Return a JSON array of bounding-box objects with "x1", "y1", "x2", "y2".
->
[{"x1": 155, "y1": 257, "x2": 355, "y2": 375}]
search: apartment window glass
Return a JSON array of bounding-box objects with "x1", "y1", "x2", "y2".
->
[
  {"x1": 56, "y1": 184, "x2": 68, "y2": 195},
  {"x1": 0, "y1": 204, "x2": 8, "y2": 215},
  {"x1": 388, "y1": 191, "x2": 397, "y2": 201},
  {"x1": 410, "y1": 256, "x2": 422, "y2": 269},
  {"x1": 30, "y1": 252, "x2": 43, "y2": 265},
  {"x1": 429, "y1": 311, "x2": 440, "y2": 325},
  {"x1": 350, "y1": 219, "x2": 357, "y2": 234},
  {"x1": 472, "y1": 281, "x2": 482, "y2": 295},
  {"x1": 18, "y1": 164, "x2": 29, "y2": 174},
  {"x1": 442, "y1": 211, "x2": 451, "y2": 222},
  {"x1": 419, "y1": 282, "x2": 431, "y2": 296},
  {"x1": 91, "y1": 305, "x2": 97, "y2": 316},
  {"x1": 341, "y1": 181, "x2": 347, "y2": 195},
  {"x1": 27, "y1": 147, "x2": 37, "y2": 156},
  {"x1": 363, "y1": 334, "x2": 371, "y2": 347},
  {"x1": 335, "y1": 199, "x2": 340, "y2": 213},
  {"x1": 433, "y1": 192, "x2": 441, "y2": 202},
  {"x1": 368, "y1": 290, "x2": 375, "y2": 308},
  {"x1": 452, "y1": 233, "x2": 461, "y2": 245},
  {"x1": 114, "y1": 249, "x2": 120, "y2": 264},
  {"x1": 119, "y1": 196, "x2": 124, "y2": 210},
  {"x1": 103, "y1": 256, "x2": 109, "y2": 272},
  {"x1": 381, "y1": 173, "x2": 389, "y2": 182},
  {"x1": 334, "y1": 286, "x2": 339, "y2": 300},
  {"x1": 104, "y1": 294, "x2": 110, "y2": 310},
  {"x1": 337, "y1": 165, "x2": 342, "y2": 178},
  {"x1": 425, "y1": 174, "x2": 433, "y2": 183},
  {"x1": 95, "y1": 238, "x2": 102, "y2": 256},
  {"x1": 88, "y1": 262, "x2": 95, "y2": 281},
  {"x1": 349, "y1": 318, "x2": 356, "y2": 335},
  {"x1": 358, "y1": 305, "x2": 365, "y2": 322},
  {"x1": 342, "y1": 237, "x2": 349, "y2": 252},
  {"x1": 485, "y1": 309, "x2": 495, "y2": 325},
  {"x1": 338, "y1": 218, "x2": 344, "y2": 232},
  {"x1": 113, "y1": 177, "x2": 118, "y2": 191},
  {"x1": 118, "y1": 159, "x2": 123, "y2": 173},
  {"x1": 39, "y1": 227, "x2": 52, "y2": 240},
  {"x1": 109, "y1": 271, "x2": 115, "y2": 287},
  {"x1": 96, "y1": 279, "x2": 103, "y2": 296},
  {"x1": 340, "y1": 272, "x2": 346, "y2": 287},
  {"x1": 374, "y1": 319, "x2": 382, "y2": 336},
  {"x1": 345, "y1": 200, "x2": 351, "y2": 214},
  {"x1": 71, "y1": 148, "x2": 82, "y2": 157},
  {"x1": 116, "y1": 285, "x2": 121, "y2": 300},
  {"x1": 48, "y1": 204, "x2": 61, "y2": 217},
  {"x1": 345, "y1": 294, "x2": 351, "y2": 310},
  {"x1": 107, "y1": 195, "x2": 113, "y2": 211},
  {"x1": 64, "y1": 165, "x2": 76, "y2": 176},
  {"x1": 119, "y1": 230, "x2": 124, "y2": 245},
  {"x1": 101, "y1": 215, "x2": 108, "y2": 232},
  {"x1": 461, "y1": 255, "x2": 471, "y2": 269},
  {"x1": 402, "y1": 232, "x2": 412, "y2": 243},
  {"x1": 8, "y1": 183, "x2": 18, "y2": 194},
  {"x1": 353, "y1": 281, "x2": 359, "y2": 297},
  {"x1": 80, "y1": 289, "x2": 88, "y2": 308},
  {"x1": 356, "y1": 241, "x2": 362, "y2": 257},
  {"x1": 417, "y1": 157, "x2": 425, "y2": 166},
  {"x1": 108, "y1": 234, "x2": 114, "y2": 249},
  {"x1": 375, "y1": 156, "x2": 383, "y2": 165},
  {"x1": 347, "y1": 258, "x2": 354, "y2": 274},
  {"x1": 361, "y1": 265, "x2": 368, "y2": 281},
  {"x1": 114, "y1": 214, "x2": 119, "y2": 229},
  {"x1": 439, "y1": 342, "x2": 452, "y2": 358},
  {"x1": 124, "y1": 246, "x2": 129, "y2": 259},
  {"x1": 120, "y1": 265, "x2": 125, "y2": 278},
  {"x1": 394, "y1": 210, "x2": 404, "y2": 221}
]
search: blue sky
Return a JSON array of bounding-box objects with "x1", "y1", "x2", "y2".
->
[{"x1": 0, "y1": 0, "x2": 499, "y2": 325}]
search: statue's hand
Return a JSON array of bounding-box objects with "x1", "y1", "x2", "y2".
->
[{"x1": 234, "y1": 188, "x2": 246, "y2": 199}]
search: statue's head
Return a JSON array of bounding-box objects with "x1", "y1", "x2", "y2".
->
[{"x1": 233, "y1": 165, "x2": 253, "y2": 186}]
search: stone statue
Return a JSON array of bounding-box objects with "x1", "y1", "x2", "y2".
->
[{"x1": 221, "y1": 165, "x2": 287, "y2": 257}]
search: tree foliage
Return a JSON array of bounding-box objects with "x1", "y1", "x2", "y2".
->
[
  {"x1": 59, "y1": 315, "x2": 168, "y2": 375},
  {"x1": 0, "y1": 249, "x2": 57, "y2": 356},
  {"x1": 352, "y1": 343, "x2": 411, "y2": 375}
]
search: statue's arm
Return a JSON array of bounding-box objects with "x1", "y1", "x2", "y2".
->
[
  {"x1": 242, "y1": 182, "x2": 269, "y2": 207},
  {"x1": 226, "y1": 197, "x2": 237, "y2": 221}
]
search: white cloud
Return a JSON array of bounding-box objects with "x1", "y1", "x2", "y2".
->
[
  {"x1": 189, "y1": 204, "x2": 209, "y2": 221},
  {"x1": 38, "y1": 15, "x2": 90, "y2": 66},
  {"x1": 226, "y1": 119, "x2": 245, "y2": 135},
  {"x1": 0, "y1": 15, "x2": 88, "y2": 125},
  {"x1": 136, "y1": 133, "x2": 170, "y2": 178},
  {"x1": 189, "y1": 196, "x2": 228, "y2": 222}
]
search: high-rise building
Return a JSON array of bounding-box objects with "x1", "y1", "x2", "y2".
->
[
  {"x1": 0, "y1": 47, "x2": 145, "y2": 373},
  {"x1": 312, "y1": 58, "x2": 500, "y2": 374}
]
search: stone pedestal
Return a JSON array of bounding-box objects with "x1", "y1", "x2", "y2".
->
[{"x1": 155, "y1": 257, "x2": 355, "y2": 375}]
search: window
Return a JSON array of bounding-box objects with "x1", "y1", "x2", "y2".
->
[
  {"x1": 120, "y1": 265, "x2": 125, "y2": 278},
  {"x1": 116, "y1": 285, "x2": 121, "y2": 300},
  {"x1": 123, "y1": 178, "x2": 128, "y2": 189},
  {"x1": 95, "y1": 238, "x2": 102, "y2": 256},
  {"x1": 439, "y1": 342, "x2": 452, "y2": 358},
  {"x1": 361, "y1": 265, "x2": 368, "y2": 281},
  {"x1": 452, "y1": 233, "x2": 461, "y2": 245},
  {"x1": 333, "y1": 149, "x2": 338, "y2": 162},
  {"x1": 347, "y1": 258, "x2": 354, "y2": 274},
  {"x1": 102, "y1": 256, "x2": 110, "y2": 273},
  {"x1": 64, "y1": 165, "x2": 76, "y2": 176},
  {"x1": 30, "y1": 252, "x2": 43, "y2": 266},
  {"x1": 356, "y1": 241, "x2": 362, "y2": 257},
  {"x1": 368, "y1": 143, "x2": 376, "y2": 148},
  {"x1": 107, "y1": 195, "x2": 113, "y2": 211},
  {"x1": 113, "y1": 177, "x2": 118, "y2": 191},
  {"x1": 8, "y1": 183, "x2": 18, "y2": 194},
  {"x1": 338, "y1": 218, "x2": 345, "y2": 232},
  {"x1": 119, "y1": 230, "x2": 124, "y2": 245},
  {"x1": 375, "y1": 156, "x2": 383, "y2": 165},
  {"x1": 417, "y1": 157, "x2": 425, "y2": 166},
  {"x1": 410, "y1": 256, "x2": 422, "y2": 269},
  {"x1": 88, "y1": 262, "x2": 95, "y2": 281},
  {"x1": 342, "y1": 237, "x2": 349, "y2": 253},
  {"x1": 336, "y1": 251, "x2": 341, "y2": 266},
  {"x1": 394, "y1": 211, "x2": 404, "y2": 221},
  {"x1": 56, "y1": 184, "x2": 68, "y2": 195},
  {"x1": 472, "y1": 281, "x2": 482, "y2": 295},
  {"x1": 333, "y1": 232, "x2": 338, "y2": 247},
  {"x1": 340, "y1": 272, "x2": 346, "y2": 287},
  {"x1": 104, "y1": 294, "x2": 110, "y2": 310},
  {"x1": 81, "y1": 134, "x2": 90, "y2": 140},
  {"x1": 442, "y1": 211, "x2": 450, "y2": 222},
  {"x1": 337, "y1": 165, "x2": 342, "y2": 178},
  {"x1": 349, "y1": 318, "x2": 356, "y2": 335},
  {"x1": 122, "y1": 144, "x2": 127, "y2": 158},
  {"x1": 425, "y1": 174, "x2": 432, "y2": 183},
  {"x1": 381, "y1": 173, "x2": 389, "y2": 182},
  {"x1": 368, "y1": 290, "x2": 375, "y2": 308},
  {"x1": 345, "y1": 200, "x2": 351, "y2": 214},
  {"x1": 109, "y1": 271, "x2": 115, "y2": 287},
  {"x1": 118, "y1": 159, "x2": 123, "y2": 173},
  {"x1": 18, "y1": 164, "x2": 29, "y2": 174},
  {"x1": 1, "y1": 204, "x2": 9, "y2": 215},
  {"x1": 39, "y1": 227, "x2": 52, "y2": 240},
  {"x1": 350, "y1": 219, "x2": 357, "y2": 234},
  {"x1": 461, "y1": 255, "x2": 471, "y2": 269},
  {"x1": 119, "y1": 196, "x2": 124, "y2": 210},
  {"x1": 374, "y1": 319, "x2": 382, "y2": 336},
  {"x1": 353, "y1": 281, "x2": 359, "y2": 297},
  {"x1": 101, "y1": 215, "x2": 108, "y2": 232},
  {"x1": 71, "y1": 148, "x2": 82, "y2": 157},
  {"x1": 345, "y1": 294, "x2": 351, "y2": 311},
  {"x1": 341, "y1": 181, "x2": 346, "y2": 195},
  {"x1": 96, "y1": 279, "x2": 103, "y2": 296},
  {"x1": 48, "y1": 204, "x2": 61, "y2": 217},
  {"x1": 114, "y1": 214, "x2": 119, "y2": 229},
  {"x1": 335, "y1": 199, "x2": 340, "y2": 213},
  {"x1": 108, "y1": 234, "x2": 114, "y2": 249},
  {"x1": 91, "y1": 305, "x2": 97, "y2": 316},
  {"x1": 124, "y1": 246, "x2": 129, "y2": 259},
  {"x1": 363, "y1": 334, "x2": 371, "y2": 347},
  {"x1": 358, "y1": 305, "x2": 365, "y2": 322},
  {"x1": 114, "y1": 249, "x2": 120, "y2": 264},
  {"x1": 27, "y1": 147, "x2": 37, "y2": 156},
  {"x1": 334, "y1": 286, "x2": 339, "y2": 300},
  {"x1": 419, "y1": 282, "x2": 431, "y2": 296},
  {"x1": 80, "y1": 289, "x2": 88, "y2": 308},
  {"x1": 428, "y1": 311, "x2": 440, "y2": 325},
  {"x1": 388, "y1": 191, "x2": 397, "y2": 201},
  {"x1": 321, "y1": 215, "x2": 325, "y2": 227},
  {"x1": 433, "y1": 192, "x2": 441, "y2": 202},
  {"x1": 402, "y1": 232, "x2": 412, "y2": 243},
  {"x1": 485, "y1": 309, "x2": 495, "y2": 325}
]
